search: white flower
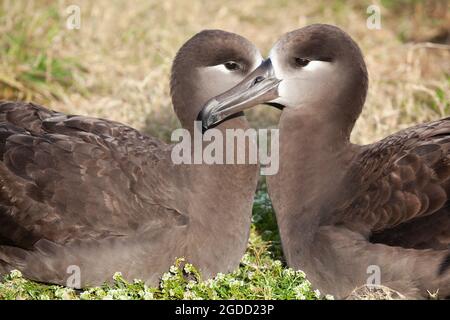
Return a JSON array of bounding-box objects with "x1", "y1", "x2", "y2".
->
[
  {"x1": 161, "y1": 272, "x2": 171, "y2": 282},
  {"x1": 303, "y1": 279, "x2": 311, "y2": 287},
  {"x1": 183, "y1": 291, "x2": 203, "y2": 300},
  {"x1": 93, "y1": 288, "x2": 106, "y2": 297},
  {"x1": 215, "y1": 273, "x2": 225, "y2": 281},
  {"x1": 295, "y1": 292, "x2": 306, "y2": 300},
  {"x1": 104, "y1": 288, "x2": 131, "y2": 300},
  {"x1": 229, "y1": 279, "x2": 244, "y2": 287},
  {"x1": 79, "y1": 291, "x2": 91, "y2": 300},
  {"x1": 183, "y1": 291, "x2": 194, "y2": 299},
  {"x1": 296, "y1": 270, "x2": 306, "y2": 278},
  {"x1": 102, "y1": 295, "x2": 114, "y2": 300},
  {"x1": 294, "y1": 281, "x2": 314, "y2": 299},
  {"x1": 143, "y1": 291, "x2": 154, "y2": 300},
  {"x1": 9, "y1": 270, "x2": 22, "y2": 279},
  {"x1": 186, "y1": 280, "x2": 196, "y2": 289},
  {"x1": 273, "y1": 260, "x2": 282, "y2": 267},
  {"x1": 169, "y1": 265, "x2": 178, "y2": 274},
  {"x1": 54, "y1": 288, "x2": 74, "y2": 300},
  {"x1": 108, "y1": 289, "x2": 120, "y2": 296},
  {"x1": 184, "y1": 263, "x2": 194, "y2": 274},
  {"x1": 241, "y1": 254, "x2": 252, "y2": 265},
  {"x1": 296, "y1": 281, "x2": 310, "y2": 292},
  {"x1": 112, "y1": 272, "x2": 123, "y2": 281},
  {"x1": 205, "y1": 279, "x2": 214, "y2": 288},
  {"x1": 325, "y1": 294, "x2": 335, "y2": 300},
  {"x1": 314, "y1": 289, "x2": 321, "y2": 298},
  {"x1": 283, "y1": 269, "x2": 295, "y2": 276}
]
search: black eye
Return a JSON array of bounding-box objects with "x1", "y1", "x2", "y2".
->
[
  {"x1": 224, "y1": 61, "x2": 241, "y2": 71},
  {"x1": 294, "y1": 58, "x2": 310, "y2": 67}
]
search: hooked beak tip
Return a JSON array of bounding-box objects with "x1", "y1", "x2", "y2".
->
[
  {"x1": 198, "y1": 58, "x2": 281, "y2": 130},
  {"x1": 199, "y1": 97, "x2": 223, "y2": 128}
]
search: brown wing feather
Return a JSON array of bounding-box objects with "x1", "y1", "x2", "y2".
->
[
  {"x1": 0, "y1": 101, "x2": 185, "y2": 248},
  {"x1": 335, "y1": 118, "x2": 450, "y2": 250}
]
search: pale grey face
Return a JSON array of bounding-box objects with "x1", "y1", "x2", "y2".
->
[
  {"x1": 194, "y1": 51, "x2": 263, "y2": 110},
  {"x1": 268, "y1": 42, "x2": 341, "y2": 109}
]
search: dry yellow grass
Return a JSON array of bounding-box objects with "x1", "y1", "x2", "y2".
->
[
  {"x1": 0, "y1": 0, "x2": 449, "y2": 144},
  {"x1": 0, "y1": 0, "x2": 449, "y2": 300}
]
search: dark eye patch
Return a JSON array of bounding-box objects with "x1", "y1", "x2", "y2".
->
[
  {"x1": 224, "y1": 61, "x2": 241, "y2": 71},
  {"x1": 294, "y1": 58, "x2": 310, "y2": 67},
  {"x1": 317, "y1": 56, "x2": 333, "y2": 62},
  {"x1": 292, "y1": 56, "x2": 333, "y2": 68}
]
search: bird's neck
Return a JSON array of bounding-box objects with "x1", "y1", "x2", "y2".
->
[
  {"x1": 267, "y1": 107, "x2": 356, "y2": 264},
  {"x1": 188, "y1": 115, "x2": 259, "y2": 220},
  {"x1": 182, "y1": 116, "x2": 259, "y2": 275}
]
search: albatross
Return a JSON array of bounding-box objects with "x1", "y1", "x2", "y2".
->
[
  {"x1": 200, "y1": 24, "x2": 450, "y2": 299},
  {"x1": 0, "y1": 29, "x2": 262, "y2": 287}
]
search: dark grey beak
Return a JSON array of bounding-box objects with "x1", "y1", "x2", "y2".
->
[{"x1": 198, "y1": 59, "x2": 281, "y2": 130}]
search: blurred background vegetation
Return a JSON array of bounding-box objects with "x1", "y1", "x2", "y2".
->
[
  {"x1": 0, "y1": 0, "x2": 448, "y2": 144},
  {"x1": 0, "y1": 0, "x2": 448, "y2": 300}
]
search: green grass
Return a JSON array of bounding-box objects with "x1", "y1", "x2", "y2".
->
[
  {"x1": 0, "y1": 189, "x2": 330, "y2": 300},
  {"x1": 0, "y1": 0, "x2": 448, "y2": 300},
  {"x1": 0, "y1": 2, "x2": 86, "y2": 101}
]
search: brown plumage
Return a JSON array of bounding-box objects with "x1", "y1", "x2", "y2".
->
[
  {"x1": 200, "y1": 24, "x2": 450, "y2": 299},
  {"x1": 0, "y1": 30, "x2": 261, "y2": 287}
]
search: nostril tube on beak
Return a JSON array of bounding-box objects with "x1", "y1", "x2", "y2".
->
[{"x1": 252, "y1": 76, "x2": 265, "y2": 87}]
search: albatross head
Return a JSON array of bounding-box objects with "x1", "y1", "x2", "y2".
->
[
  {"x1": 199, "y1": 24, "x2": 368, "y2": 133},
  {"x1": 170, "y1": 29, "x2": 262, "y2": 129}
]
